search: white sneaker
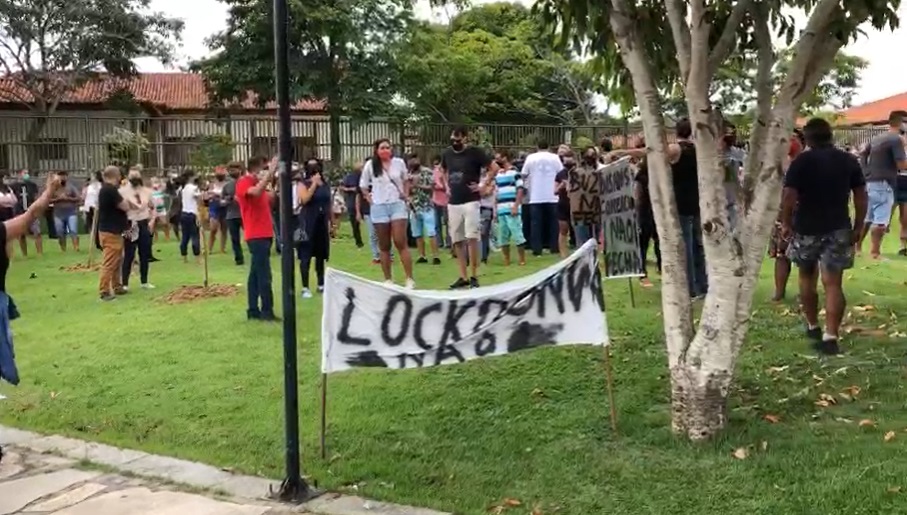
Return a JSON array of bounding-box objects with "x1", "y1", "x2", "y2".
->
[
  {"x1": 383, "y1": 280, "x2": 394, "y2": 286},
  {"x1": 121, "y1": 285, "x2": 129, "y2": 292},
  {"x1": 317, "y1": 285, "x2": 324, "y2": 293},
  {"x1": 301, "y1": 288, "x2": 313, "y2": 299},
  {"x1": 405, "y1": 278, "x2": 416, "y2": 290},
  {"x1": 141, "y1": 283, "x2": 155, "y2": 289}
]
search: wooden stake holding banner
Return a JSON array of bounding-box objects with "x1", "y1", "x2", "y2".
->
[
  {"x1": 320, "y1": 373, "x2": 328, "y2": 460},
  {"x1": 603, "y1": 347, "x2": 619, "y2": 434},
  {"x1": 198, "y1": 217, "x2": 210, "y2": 287},
  {"x1": 627, "y1": 277, "x2": 636, "y2": 308}
]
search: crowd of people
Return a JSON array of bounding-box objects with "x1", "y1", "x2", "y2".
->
[{"x1": 0, "y1": 111, "x2": 904, "y2": 355}]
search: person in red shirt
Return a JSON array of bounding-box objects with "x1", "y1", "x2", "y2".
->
[{"x1": 236, "y1": 156, "x2": 278, "y2": 321}]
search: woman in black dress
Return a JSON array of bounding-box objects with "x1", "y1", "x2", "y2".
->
[{"x1": 295, "y1": 158, "x2": 335, "y2": 298}]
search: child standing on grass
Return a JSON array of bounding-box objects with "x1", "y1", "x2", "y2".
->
[{"x1": 494, "y1": 149, "x2": 526, "y2": 266}]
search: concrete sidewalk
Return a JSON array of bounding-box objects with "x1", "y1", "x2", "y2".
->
[{"x1": 0, "y1": 426, "x2": 449, "y2": 515}]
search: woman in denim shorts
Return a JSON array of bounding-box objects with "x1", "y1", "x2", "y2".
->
[{"x1": 359, "y1": 139, "x2": 415, "y2": 289}]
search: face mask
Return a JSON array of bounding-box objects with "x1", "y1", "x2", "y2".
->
[
  {"x1": 60, "y1": 178, "x2": 67, "y2": 186},
  {"x1": 563, "y1": 160, "x2": 576, "y2": 168},
  {"x1": 377, "y1": 148, "x2": 392, "y2": 160},
  {"x1": 450, "y1": 140, "x2": 464, "y2": 151},
  {"x1": 129, "y1": 178, "x2": 142, "y2": 187},
  {"x1": 21, "y1": 174, "x2": 29, "y2": 181}
]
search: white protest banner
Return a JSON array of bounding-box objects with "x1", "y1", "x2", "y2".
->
[
  {"x1": 321, "y1": 239, "x2": 607, "y2": 373},
  {"x1": 600, "y1": 157, "x2": 644, "y2": 278}
]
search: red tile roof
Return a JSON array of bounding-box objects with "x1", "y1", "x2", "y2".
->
[
  {"x1": 836, "y1": 92, "x2": 907, "y2": 126},
  {"x1": 0, "y1": 72, "x2": 326, "y2": 112}
]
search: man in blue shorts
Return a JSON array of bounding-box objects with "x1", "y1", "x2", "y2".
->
[{"x1": 858, "y1": 110, "x2": 907, "y2": 259}]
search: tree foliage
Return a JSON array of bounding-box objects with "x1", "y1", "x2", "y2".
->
[
  {"x1": 395, "y1": 2, "x2": 598, "y2": 124},
  {"x1": 0, "y1": 0, "x2": 183, "y2": 113}
]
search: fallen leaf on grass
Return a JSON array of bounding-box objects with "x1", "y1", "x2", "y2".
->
[
  {"x1": 814, "y1": 393, "x2": 837, "y2": 407},
  {"x1": 819, "y1": 308, "x2": 827, "y2": 316},
  {"x1": 884, "y1": 431, "x2": 896, "y2": 442},
  {"x1": 49, "y1": 391, "x2": 58, "y2": 399},
  {"x1": 760, "y1": 441, "x2": 769, "y2": 451},
  {"x1": 859, "y1": 419, "x2": 876, "y2": 428},
  {"x1": 766, "y1": 366, "x2": 789, "y2": 374},
  {"x1": 531, "y1": 507, "x2": 544, "y2": 515},
  {"x1": 853, "y1": 305, "x2": 876, "y2": 313},
  {"x1": 838, "y1": 393, "x2": 852, "y2": 402},
  {"x1": 763, "y1": 414, "x2": 781, "y2": 424},
  {"x1": 862, "y1": 290, "x2": 877, "y2": 297},
  {"x1": 887, "y1": 486, "x2": 902, "y2": 494},
  {"x1": 889, "y1": 331, "x2": 907, "y2": 338},
  {"x1": 835, "y1": 417, "x2": 853, "y2": 424},
  {"x1": 732, "y1": 447, "x2": 748, "y2": 460},
  {"x1": 842, "y1": 385, "x2": 862, "y2": 397},
  {"x1": 530, "y1": 388, "x2": 546, "y2": 399}
]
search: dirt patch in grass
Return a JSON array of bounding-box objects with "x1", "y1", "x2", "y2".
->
[
  {"x1": 162, "y1": 284, "x2": 240, "y2": 304},
  {"x1": 60, "y1": 263, "x2": 100, "y2": 272}
]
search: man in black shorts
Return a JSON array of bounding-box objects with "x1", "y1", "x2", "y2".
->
[
  {"x1": 780, "y1": 118, "x2": 868, "y2": 355},
  {"x1": 440, "y1": 125, "x2": 498, "y2": 289}
]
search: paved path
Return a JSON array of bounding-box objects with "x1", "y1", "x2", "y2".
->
[{"x1": 0, "y1": 426, "x2": 449, "y2": 515}]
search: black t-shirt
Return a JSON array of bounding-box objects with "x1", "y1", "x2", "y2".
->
[
  {"x1": 556, "y1": 168, "x2": 570, "y2": 210},
  {"x1": 13, "y1": 181, "x2": 38, "y2": 213},
  {"x1": 441, "y1": 146, "x2": 492, "y2": 205},
  {"x1": 784, "y1": 146, "x2": 865, "y2": 235},
  {"x1": 671, "y1": 141, "x2": 699, "y2": 217},
  {"x1": 0, "y1": 222, "x2": 8, "y2": 292},
  {"x1": 97, "y1": 183, "x2": 128, "y2": 234},
  {"x1": 635, "y1": 161, "x2": 654, "y2": 219}
]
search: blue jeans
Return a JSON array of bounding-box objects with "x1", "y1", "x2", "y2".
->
[
  {"x1": 529, "y1": 203, "x2": 558, "y2": 255},
  {"x1": 227, "y1": 218, "x2": 244, "y2": 264},
  {"x1": 246, "y1": 238, "x2": 274, "y2": 318},
  {"x1": 573, "y1": 222, "x2": 600, "y2": 245},
  {"x1": 480, "y1": 207, "x2": 493, "y2": 261},
  {"x1": 53, "y1": 213, "x2": 78, "y2": 239},
  {"x1": 179, "y1": 212, "x2": 200, "y2": 257},
  {"x1": 434, "y1": 204, "x2": 450, "y2": 248},
  {"x1": 680, "y1": 215, "x2": 708, "y2": 297}
]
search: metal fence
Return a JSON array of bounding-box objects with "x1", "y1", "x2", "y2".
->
[{"x1": 0, "y1": 113, "x2": 887, "y2": 178}]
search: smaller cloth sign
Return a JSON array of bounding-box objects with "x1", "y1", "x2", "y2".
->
[
  {"x1": 321, "y1": 240, "x2": 607, "y2": 374},
  {"x1": 600, "y1": 158, "x2": 644, "y2": 278}
]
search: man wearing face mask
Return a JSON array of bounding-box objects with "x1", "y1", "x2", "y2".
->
[
  {"x1": 119, "y1": 169, "x2": 156, "y2": 290},
  {"x1": 51, "y1": 170, "x2": 82, "y2": 253},
  {"x1": 406, "y1": 154, "x2": 441, "y2": 265},
  {"x1": 221, "y1": 162, "x2": 245, "y2": 265},
  {"x1": 440, "y1": 126, "x2": 497, "y2": 289}
]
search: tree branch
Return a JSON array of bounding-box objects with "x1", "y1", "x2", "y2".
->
[
  {"x1": 740, "y1": 3, "x2": 774, "y2": 213},
  {"x1": 664, "y1": 0, "x2": 692, "y2": 84},
  {"x1": 707, "y1": 0, "x2": 753, "y2": 75}
]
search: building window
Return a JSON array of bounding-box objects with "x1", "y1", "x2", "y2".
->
[
  {"x1": 0, "y1": 144, "x2": 8, "y2": 171},
  {"x1": 36, "y1": 138, "x2": 68, "y2": 161}
]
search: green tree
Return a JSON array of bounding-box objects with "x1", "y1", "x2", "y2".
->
[
  {"x1": 665, "y1": 49, "x2": 869, "y2": 118},
  {"x1": 189, "y1": 134, "x2": 235, "y2": 173},
  {"x1": 537, "y1": 0, "x2": 900, "y2": 439},
  {"x1": 396, "y1": 2, "x2": 598, "y2": 124},
  {"x1": 0, "y1": 0, "x2": 183, "y2": 170},
  {"x1": 194, "y1": 0, "x2": 413, "y2": 164}
]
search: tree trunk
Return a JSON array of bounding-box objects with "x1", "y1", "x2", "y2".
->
[{"x1": 25, "y1": 116, "x2": 49, "y2": 173}]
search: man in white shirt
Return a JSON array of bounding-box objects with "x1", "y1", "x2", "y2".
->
[{"x1": 522, "y1": 139, "x2": 563, "y2": 256}]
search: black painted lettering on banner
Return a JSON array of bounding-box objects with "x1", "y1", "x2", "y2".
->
[
  {"x1": 544, "y1": 273, "x2": 566, "y2": 315},
  {"x1": 345, "y1": 350, "x2": 388, "y2": 368},
  {"x1": 396, "y1": 352, "x2": 426, "y2": 369},
  {"x1": 566, "y1": 259, "x2": 592, "y2": 312},
  {"x1": 507, "y1": 321, "x2": 564, "y2": 352},
  {"x1": 338, "y1": 287, "x2": 372, "y2": 346},
  {"x1": 439, "y1": 299, "x2": 477, "y2": 345},
  {"x1": 605, "y1": 250, "x2": 643, "y2": 277},
  {"x1": 434, "y1": 339, "x2": 466, "y2": 366},
  {"x1": 506, "y1": 287, "x2": 536, "y2": 317},
  {"x1": 381, "y1": 295, "x2": 413, "y2": 346},
  {"x1": 473, "y1": 299, "x2": 509, "y2": 334},
  {"x1": 600, "y1": 166, "x2": 632, "y2": 196},
  {"x1": 475, "y1": 331, "x2": 496, "y2": 356},
  {"x1": 591, "y1": 264, "x2": 606, "y2": 312},
  {"x1": 414, "y1": 303, "x2": 443, "y2": 350}
]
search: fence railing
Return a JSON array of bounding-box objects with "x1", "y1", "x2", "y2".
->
[{"x1": 0, "y1": 113, "x2": 886, "y2": 177}]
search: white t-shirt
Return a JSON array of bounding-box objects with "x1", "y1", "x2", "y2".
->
[
  {"x1": 181, "y1": 183, "x2": 200, "y2": 215},
  {"x1": 82, "y1": 182, "x2": 101, "y2": 212},
  {"x1": 360, "y1": 157, "x2": 407, "y2": 205},
  {"x1": 522, "y1": 150, "x2": 563, "y2": 204}
]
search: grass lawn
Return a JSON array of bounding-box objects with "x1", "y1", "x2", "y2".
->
[{"x1": 1, "y1": 226, "x2": 907, "y2": 515}]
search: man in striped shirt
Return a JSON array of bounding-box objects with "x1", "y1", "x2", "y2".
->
[{"x1": 493, "y1": 149, "x2": 526, "y2": 266}]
